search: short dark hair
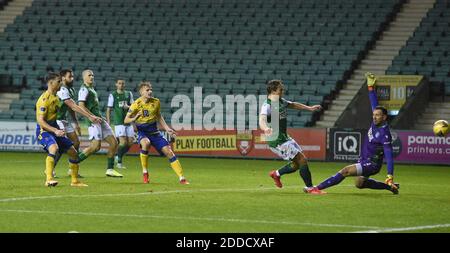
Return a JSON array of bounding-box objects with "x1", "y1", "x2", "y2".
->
[
  {"x1": 59, "y1": 69, "x2": 73, "y2": 77},
  {"x1": 45, "y1": 72, "x2": 61, "y2": 82},
  {"x1": 266, "y1": 79, "x2": 284, "y2": 94},
  {"x1": 375, "y1": 105, "x2": 388, "y2": 116}
]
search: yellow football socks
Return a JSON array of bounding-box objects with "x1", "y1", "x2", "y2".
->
[
  {"x1": 69, "y1": 162, "x2": 79, "y2": 183},
  {"x1": 45, "y1": 154, "x2": 55, "y2": 181},
  {"x1": 169, "y1": 157, "x2": 184, "y2": 178},
  {"x1": 140, "y1": 151, "x2": 148, "y2": 173}
]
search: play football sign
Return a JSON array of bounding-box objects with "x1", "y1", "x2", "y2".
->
[{"x1": 127, "y1": 128, "x2": 327, "y2": 160}]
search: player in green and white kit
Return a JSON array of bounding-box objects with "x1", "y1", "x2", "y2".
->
[
  {"x1": 106, "y1": 79, "x2": 135, "y2": 169},
  {"x1": 55, "y1": 69, "x2": 102, "y2": 178},
  {"x1": 259, "y1": 80, "x2": 325, "y2": 194},
  {"x1": 77, "y1": 69, "x2": 122, "y2": 177}
]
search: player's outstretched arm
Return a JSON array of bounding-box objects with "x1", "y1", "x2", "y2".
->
[
  {"x1": 158, "y1": 113, "x2": 176, "y2": 137},
  {"x1": 365, "y1": 72, "x2": 379, "y2": 111},
  {"x1": 382, "y1": 136, "x2": 395, "y2": 186},
  {"x1": 287, "y1": 102, "x2": 322, "y2": 112},
  {"x1": 66, "y1": 99, "x2": 101, "y2": 124},
  {"x1": 78, "y1": 101, "x2": 93, "y2": 117}
]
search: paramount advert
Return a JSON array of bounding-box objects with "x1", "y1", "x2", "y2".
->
[{"x1": 326, "y1": 128, "x2": 450, "y2": 165}]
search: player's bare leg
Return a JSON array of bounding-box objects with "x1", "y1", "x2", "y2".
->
[
  {"x1": 161, "y1": 146, "x2": 189, "y2": 184},
  {"x1": 78, "y1": 139, "x2": 101, "y2": 161},
  {"x1": 338, "y1": 164, "x2": 358, "y2": 177},
  {"x1": 67, "y1": 132, "x2": 80, "y2": 150},
  {"x1": 140, "y1": 138, "x2": 151, "y2": 183}
]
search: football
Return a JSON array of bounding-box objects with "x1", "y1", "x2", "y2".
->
[{"x1": 433, "y1": 120, "x2": 449, "y2": 137}]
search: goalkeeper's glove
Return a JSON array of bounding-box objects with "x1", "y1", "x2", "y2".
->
[
  {"x1": 365, "y1": 72, "x2": 377, "y2": 87},
  {"x1": 385, "y1": 174, "x2": 394, "y2": 186}
]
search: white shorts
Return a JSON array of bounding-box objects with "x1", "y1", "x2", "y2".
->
[
  {"x1": 88, "y1": 121, "x2": 114, "y2": 140},
  {"x1": 114, "y1": 125, "x2": 135, "y2": 138},
  {"x1": 57, "y1": 120, "x2": 75, "y2": 134},
  {"x1": 269, "y1": 139, "x2": 303, "y2": 161}
]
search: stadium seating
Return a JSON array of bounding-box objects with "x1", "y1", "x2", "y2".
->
[
  {"x1": 0, "y1": 0, "x2": 401, "y2": 126},
  {"x1": 386, "y1": 0, "x2": 450, "y2": 95}
]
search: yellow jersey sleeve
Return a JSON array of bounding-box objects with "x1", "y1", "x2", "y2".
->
[
  {"x1": 36, "y1": 98, "x2": 48, "y2": 119},
  {"x1": 35, "y1": 92, "x2": 59, "y2": 126}
]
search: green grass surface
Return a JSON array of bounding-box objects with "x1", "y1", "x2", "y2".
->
[{"x1": 0, "y1": 152, "x2": 449, "y2": 233}]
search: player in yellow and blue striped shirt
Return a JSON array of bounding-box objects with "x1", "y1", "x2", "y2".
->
[
  {"x1": 124, "y1": 81, "x2": 189, "y2": 185},
  {"x1": 35, "y1": 72, "x2": 87, "y2": 187}
]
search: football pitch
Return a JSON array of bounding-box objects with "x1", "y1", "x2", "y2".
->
[{"x1": 0, "y1": 152, "x2": 449, "y2": 233}]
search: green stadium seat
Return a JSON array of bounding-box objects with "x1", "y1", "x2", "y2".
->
[
  {"x1": 11, "y1": 109, "x2": 27, "y2": 120},
  {"x1": 0, "y1": 0, "x2": 402, "y2": 127},
  {"x1": 23, "y1": 100, "x2": 36, "y2": 110},
  {"x1": 302, "y1": 85, "x2": 317, "y2": 96},
  {"x1": 9, "y1": 99, "x2": 24, "y2": 110},
  {"x1": 25, "y1": 109, "x2": 36, "y2": 120},
  {"x1": 0, "y1": 111, "x2": 12, "y2": 120}
]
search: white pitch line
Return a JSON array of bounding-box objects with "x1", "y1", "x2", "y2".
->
[
  {"x1": 0, "y1": 186, "x2": 303, "y2": 203},
  {"x1": 352, "y1": 224, "x2": 450, "y2": 233},
  {"x1": 0, "y1": 183, "x2": 406, "y2": 203},
  {"x1": 0, "y1": 208, "x2": 381, "y2": 230}
]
